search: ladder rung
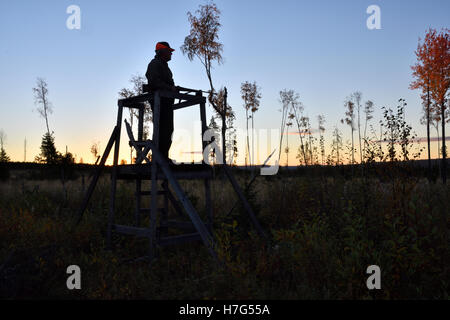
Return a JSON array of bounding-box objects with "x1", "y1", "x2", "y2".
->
[
  {"x1": 158, "y1": 233, "x2": 201, "y2": 247},
  {"x1": 137, "y1": 190, "x2": 167, "y2": 196},
  {"x1": 159, "y1": 220, "x2": 211, "y2": 230},
  {"x1": 139, "y1": 208, "x2": 166, "y2": 213},
  {"x1": 113, "y1": 224, "x2": 150, "y2": 238},
  {"x1": 129, "y1": 141, "x2": 152, "y2": 147},
  {"x1": 160, "y1": 220, "x2": 195, "y2": 230}
]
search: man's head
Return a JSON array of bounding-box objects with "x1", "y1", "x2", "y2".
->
[{"x1": 155, "y1": 41, "x2": 175, "y2": 62}]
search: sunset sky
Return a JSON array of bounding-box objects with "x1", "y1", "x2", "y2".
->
[{"x1": 0, "y1": 0, "x2": 449, "y2": 165}]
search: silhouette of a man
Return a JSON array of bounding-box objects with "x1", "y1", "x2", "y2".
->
[{"x1": 145, "y1": 41, "x2": 178, "y2": 161}]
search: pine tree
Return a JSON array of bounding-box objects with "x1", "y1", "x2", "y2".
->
[
  {"x1": 35, "y1": 132, "x2": 60, "y2": 164},
  {"x1": 0, "y1": 148, "x2": 10, "y2": 163},
  {"x1": 0, "y1": 130, "x2": 10, "y2": 163}
]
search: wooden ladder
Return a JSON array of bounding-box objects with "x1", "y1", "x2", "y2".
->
[{"x1": 119, "y1": 118, "x2": 217, "y2": 261}]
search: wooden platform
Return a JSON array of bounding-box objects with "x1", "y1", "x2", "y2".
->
[{"x1": 116, "y1": 163, "x2": 214, "y2": 180}]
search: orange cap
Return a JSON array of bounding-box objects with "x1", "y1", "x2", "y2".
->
[{"x1": 155, "y1": 42, "x2": 175, "y2": 52}]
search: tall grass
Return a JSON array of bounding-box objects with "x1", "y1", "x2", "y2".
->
[{"x1": 0, "y1": 166, "x2": 448, "y2": 299}]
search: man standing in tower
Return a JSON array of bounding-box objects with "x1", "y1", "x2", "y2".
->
[{"x1": 145, "y1": 41, "x2": 179, "y2": 161}]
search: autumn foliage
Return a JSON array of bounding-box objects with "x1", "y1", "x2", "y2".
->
[{"x1": 410, "y1": 28, "x2": 450, "y2": 182}]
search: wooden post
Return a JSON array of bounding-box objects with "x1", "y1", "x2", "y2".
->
[
  {"x1": 204, "y1": 179, "x2": 213, "y2": 233},
  {"x1": 161, "y1": 180, "x2": 169, "y2": 236},
  {"x1": 138, "y1": 103, "x2": 144, "y2": 140},
  {"x1": 149, "y1": 91, "x2": 161, "y2": 259},
  {"x1": 107, "y1": 105, "x2": 123, "y2": 249},
  {"x1": 135, "y1": 105, "x2": 145, "y2": 226},
  {"x1": 135, "y1": 182, "x2": 142, "y2": 227}
]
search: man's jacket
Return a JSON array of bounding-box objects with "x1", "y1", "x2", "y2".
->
[{"x1": 145, "y1": 55, "x2": 174, "y2": 92}]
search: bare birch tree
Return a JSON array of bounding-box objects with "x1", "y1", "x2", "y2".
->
[
  {"x1": 33, "y1": 78, "x2": 53, "y2": 135},
  {"x1": 181, "y1": 2, "x2": 230, "y2": 164},
  {"x1": 318, "y1": 115, "x2": 326, "y2": 165},
  {"x1": 352, "y1": 91, "x2": 363, "y2": 163},
  {"x1": 341, "y1": 98, "x2": 355, "y2": 164},
  {"x1": 241, "y1": 81, "x2": 261, "y2": 167},
  {"x1": 363, "y1": 100, "x2": 374, "y2": 161}
]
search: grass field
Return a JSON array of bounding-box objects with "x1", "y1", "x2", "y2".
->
[{"x1": 0, "y1": 163, "x2": 449, "y2": 299}]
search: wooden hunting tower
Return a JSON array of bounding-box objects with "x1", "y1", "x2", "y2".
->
[{"x1": 77, "y1": 87, "x2": 266, "y2": 262}]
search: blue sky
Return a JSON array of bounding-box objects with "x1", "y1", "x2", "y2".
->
[{"x1": 0, "y1": 0, "x2": 449, "y2": 164}]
